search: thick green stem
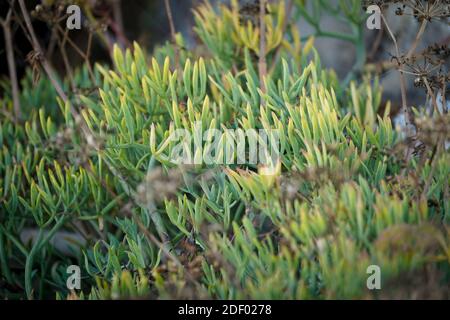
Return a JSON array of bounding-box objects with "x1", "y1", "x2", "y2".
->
[{"x1": 24, "y1": 217, "x2": 67, "y2": 299}]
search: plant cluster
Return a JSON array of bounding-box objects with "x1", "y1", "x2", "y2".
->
[{"x1": 0, "y1": 0, "x2": 449, "y2": 300}]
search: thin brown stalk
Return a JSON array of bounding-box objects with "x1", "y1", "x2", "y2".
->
[
  {"x1": 58, "y1": 29, "x2": 76, "y2": 93},
  {"x1": 381, "y1": 14, "x2": 415, "y2": 134},
  {"x1": 164, "y1": 0, "x2": 180, "y2": 69},
  {"x1": 259, "y1": 0, "x2": 267, "y2": 94},
  {"x1": 85, "y1": 31, "x2": 96, "y2": 83},
  {"x1": 111, "y1": 0, "x2": 125, "y2": 42},
  {"x1": 56, "y1": 25, "x2": 88, "y2": 58},
  {"x1": 423, "y1": 77, "x2": 440, "y2": 115},
  {"x1": 1, "y1": 4, "x2": 21, "y2": 122},
  {"x1": 18, "y1": 0, "x2": 68, "y2": 103},
  {"x1": 406, "y1": 19, "x2": 428, "y2": 60},
  {"x1": 46, "y1": 27, "x2": 58, "y2": 60},
  {"x1": 17, "y1": 0, "x2": 104, "y2": 167},
  {"x1": 442, "y1": 80, "x2": 447, "y2": 114},
  {"x1": 55, "y1": 24, "x2": 96, "y2": 84},
  {"x1": 368, "y1": 24, "x2": 384, "y2": 62},
  {"x1": 421, "y1": 136, "x2": 443, "y2": 199}
]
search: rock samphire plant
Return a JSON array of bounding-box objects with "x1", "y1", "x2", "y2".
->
[{"x1": 0, "y1": 0, "x2": 449, "y2": 299}]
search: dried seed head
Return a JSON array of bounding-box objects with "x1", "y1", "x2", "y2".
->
[{"x1": 137, "y1": 167, "x2": 183, "y2": 205}]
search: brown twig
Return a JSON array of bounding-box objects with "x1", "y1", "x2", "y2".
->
[
  {"x1": 381, "y1": 14, "x2": 415, "y2": 135},
  {"x1": 423, "y1": 77, "x2": 440, "y2": 116},
  {"x1": 259, "y1": 0, "x2": 267, "y2": 94},
  {"x1": 58, "y1": 28, "x2": 76, "y2": 93},
  {"x1": 268, "y1": 0, "x2": 294, "y2": 74},
  {"x1": 17, "y1": 0, "x2": 107, "y2": 173},
  {"x1": 0, "y1": 2, "x2": 21, "y2": 122},
  {"x1": 164, "y1": 0, "x2": 180, "y2": 70},
  {"x1": 111, "y1": 0, "x2": 125, "y2": 45},
  {"x1": 55, "y1": 24, "x2": 96, "y2": 84},
  {"x1": 18, "y1": 0, "x2": 68, "y2": 103},
  {"x1": 421, "y1": 135, "x2": 443, "y2": 199},
  {"x1": 164, "y1": 0, "x2": 176, "y2": 46},
  {"x1": 441, "y1": 75, "x2": 447, "y2": 115},
  {"x1": 406, "y1": 19, "x2": 428, "y2": 60},
  {"x1": 368, "y1": 24, "x2": 384, "y2": 62}
]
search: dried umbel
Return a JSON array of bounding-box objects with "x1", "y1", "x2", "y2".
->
[
  {"x1": 415, "y1": 114, "x2": 450, "y2": 146},
  {"x1": 137, "y1": 167, "x2": 183, "y2": 205},
  {"x1": 363, "y1": 0, "x2": 450, "y2": 22}
]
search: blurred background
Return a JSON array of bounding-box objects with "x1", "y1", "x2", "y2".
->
[{"x1": 1, "y1": 0, "x2": 449, "y2": 112}]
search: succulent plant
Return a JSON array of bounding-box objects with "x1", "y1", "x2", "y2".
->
[{"x1": 0, "y1": 0, "x2": 448, "y2": 300}]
